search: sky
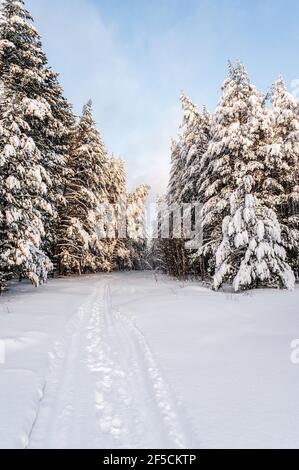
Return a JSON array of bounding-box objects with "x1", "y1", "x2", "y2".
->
[{"x1": 26, "y1": 0, "x2": 299, "y2": 196}]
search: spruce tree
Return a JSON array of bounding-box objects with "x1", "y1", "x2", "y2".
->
[
  {"x1": 39, "y1": 68, "x2": 74, "y2": 261},
  {"x1": 179, "y1": 95, "x2": 211, "y2": 204},
  {"x1": 0, "y1": 0, "x2": 74, "y2": 260},
  {"x1": 197, "y1": 62, "x2": 267, "y2": 277},
  {"x1": 57, "y1": 101, "x2": 109, "y2": 274},
  {"x1": 263, "y1": 78, "x2": 299, "y2": 275},
  {"x1": 213, "y1": 68, "x2": 296, "y2": 291},
  {"x1": 151, "y1": 196, "x2": 182, "y2": 276},
  {"x1": 165, "y1": 96, "x2": 202, "y2": 279},
  {"x1": 0, "y1": 88, "x2": 52, "y2": 289},
  {"x1": 127, "y1": 184, "x2": 150, "y2": 269},
  {"x1": 214, "y1": 175, "x2": 295, "y2": 291},
  {"x1": 105, "y1": 158, "x2": 132, "y2": 270},
  {"x1": 177, "y1": 96, "x2": 211, "y2": 278}
]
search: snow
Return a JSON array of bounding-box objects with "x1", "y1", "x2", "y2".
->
[
  {"x1": 0, "y1": 276, "x2": 95, "y2": 449},
  {"x1": 3, "y1": 144, "x2": 16, "y2": 158},
  {"x1": 5, "y1": 175, "x2": 20, "y2": 190},
  {"x1": 0, "y1": 272, "x2": 299, "y2": 449},
  {"x1": 22, "y1": 98, "x2": 51, "y2": 121}
]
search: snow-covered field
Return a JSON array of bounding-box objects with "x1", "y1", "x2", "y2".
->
[{"x1": 0, "y1": 272, "x2": 298, "y2": 449}]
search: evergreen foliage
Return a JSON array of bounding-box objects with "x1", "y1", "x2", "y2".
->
[{"x1": 158, "y1": 62, "x2": 298, "y2": 291}]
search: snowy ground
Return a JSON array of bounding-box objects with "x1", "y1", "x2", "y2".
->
[{"x1": 0, "y1": 272, "x2": 298, "y2": 449}]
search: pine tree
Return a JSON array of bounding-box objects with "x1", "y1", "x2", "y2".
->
[
  {"x1": 151, "y1": 196, "x2": 174, "y2": 275},
  {"x1": 57, "y1": 101, "x2": 109, "y2": 274},
  {"x1": 153, "y1": 196, "x2": 191, "y2": 279},
  {"x1": 39, "y1": 68, "x2": 74, "y2": 261},
  {"x1": 214, "y1": 175, "x2": 295, "y2": 291},
  {"x1": 0, "y1": 1, "x2": 48, "y2": 95},
  {"x1": 0, "y1": 88, "x2": 52, "y2": 290},
  {"x1": 164, "y1": 96, "x2": 203, "y2": 278},
  {"x1": 175, "y1": 96, "x2": 211, "y2": 278},
  {"x1": 105, "y1": 158, "x2": 132, "y2": 270},
  {"x1": 263, "y1": 78, "x2": 299, "y2": 275},
  {"x1": 197, "y1": 62, "x2": 268, "y2": 277},
  {"x1": 107, "y1": 158, "x2": 127, "y2": 207},
  {"x1": 127, "y1": 184, "x2": 150, "y2": 269},
  {"x1": 0, "y1": 0, "x2": 74, "y2": 260},
  {"x1": 212, "y1": 67, "x2": 296, "y2": 291},
  {"x1": 179, "y1": 95, "x2": 211, "y2": 204}
]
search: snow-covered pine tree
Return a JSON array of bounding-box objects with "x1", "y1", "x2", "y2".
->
[
  {"x1": 158, "y1": 95, "x2": 205, "y2": 279},
  {"x1": 168, "y1": 93, "x2": 209, "y2": 205},
  {"x1": 150, "y1": 195, "x2": 175, "y2": 274},
  {"x1": 57, "y1": 101, "x2": 109, "y2": 275},
  {"x1": 165, "y1": 144, "x2": 189, "y2": 277},
  {"x1": 163, "y1": 97, "x2": 201, "y2": 279},
  {"x1": 127, "y1": 184, "x2": 150, "y2": 269},
  {"x1": 179, "y1": 95, "x2": 211, "y2": 204},
  {"x1": 107, "y1": 158, "x2": 127, "y2": 207},
  {"x1": 263, "y1": 78, "x2": 299, "y2": 275},
  {"x1": 88, "y1": 156, "x2": 130, "y2": 274},
  {"x1": 213, "y1": 175, "x2": 295, "y2": 291},
  {"x1": 174, "y1": 95, "x2": 211, "y2": 278},
  {"x1": 197, "y1": 61, "x2": 268, "y2": 278},
  {"x1": 104, "y1": 158, "x2": 132, "y2": 270},
  {"x1": 0, "y1": 0, "x2": 74, "y2": 261},
  {"x1": 38, "y1": 68, "x2": 74, "y2": 262},
  {"x1": 0, "y1": 88, "x2": 52, "y2": 290}
]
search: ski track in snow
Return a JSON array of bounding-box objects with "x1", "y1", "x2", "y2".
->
[{"x1": 28, "y1": 279, "x2": 196, "y2": 449}]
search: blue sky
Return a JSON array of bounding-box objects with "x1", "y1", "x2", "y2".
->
[{"x1": 27, "y1": 0, "x2": 299, "y2": 195}]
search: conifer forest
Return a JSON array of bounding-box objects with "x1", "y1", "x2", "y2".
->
[{"x1": 0, "y1": 0, "x2": 298, "y2": 453}]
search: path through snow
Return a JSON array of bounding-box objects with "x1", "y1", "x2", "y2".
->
[{"x1": 29, "y1": 278, "x2": 196, "y2": 449}]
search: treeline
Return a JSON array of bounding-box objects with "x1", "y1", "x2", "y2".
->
[
  {"x1": 0, "y1": 0, "x2": 149, "y2": 291},
  {"x1": 154, "y1": 62, "x2": 299, "y2": 291}
]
